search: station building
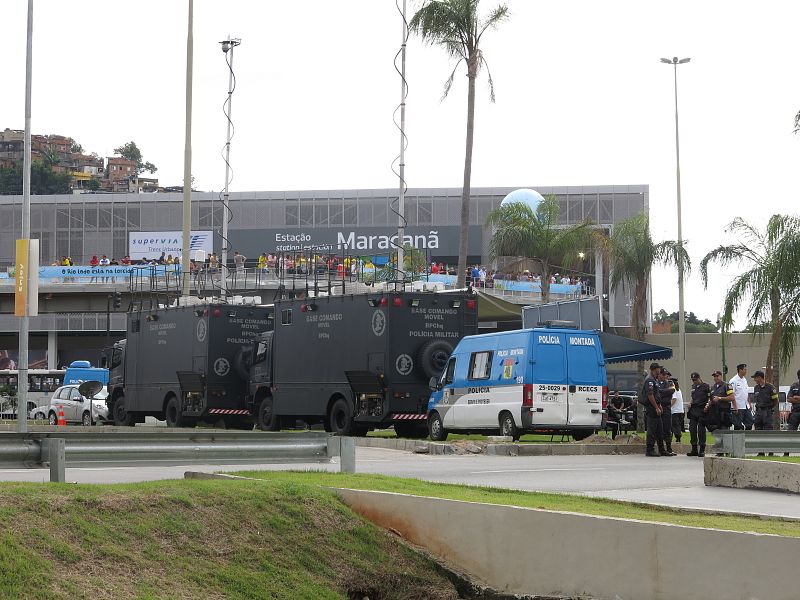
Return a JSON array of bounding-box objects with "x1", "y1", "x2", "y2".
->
[{"x1": 0, "y1": 185, "x2": 648, "y2": 365}]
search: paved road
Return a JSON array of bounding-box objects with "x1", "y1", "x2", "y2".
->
[{"x1": 1, "y1": 447, "x2": 798, "y2": 519}]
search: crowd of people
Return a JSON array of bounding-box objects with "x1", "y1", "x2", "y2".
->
[
  {"x1": 618, "y1": 362, "x2": 800, "y2": 458},
  {"x1": 453, "y1": 264, "x2": 588, "y2": 291}
]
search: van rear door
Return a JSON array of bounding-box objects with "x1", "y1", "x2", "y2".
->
[
  {"x1": 530, "y1": 332, "x2": 568, "y2": 426},
  {"x1": 566, "y1": 333, "x2": 605, "y2": 427}
]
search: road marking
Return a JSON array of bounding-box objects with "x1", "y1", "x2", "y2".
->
[{"x1": 470, "y1": 467, "x2": 607, "y2": 474}]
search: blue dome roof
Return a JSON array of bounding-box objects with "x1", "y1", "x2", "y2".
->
[{"x1": 500, "y1": 188, "x2": 545, "y2": 213}]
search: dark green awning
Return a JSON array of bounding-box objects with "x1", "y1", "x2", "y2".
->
[{"x1": 599, "y1": 331, "x2": 673, "y2": 364}]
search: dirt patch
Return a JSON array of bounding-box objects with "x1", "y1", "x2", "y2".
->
[
  {"x1": 572, "y1": 433, "x2": 644, "y2": 446},
  {"x1": 447, "y1": 440, "x2": 488, "y2": 454}
]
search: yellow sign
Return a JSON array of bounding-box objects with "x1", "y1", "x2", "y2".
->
[{"x1": 14, "y1": 239, "x2": 28, "y2": 316}]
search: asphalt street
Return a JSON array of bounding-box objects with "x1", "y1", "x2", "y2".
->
[{"x1": 1, "y1": 447, "x2": 798, "y2": 520}]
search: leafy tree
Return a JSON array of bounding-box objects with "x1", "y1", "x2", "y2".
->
[
  {"x1": 69, "y1": 138, "x2": 83, "y2": 154},
  {"x1": 0, "y1": 162, "x2": 71, "y2": 195},
  {"x1": 653, "y1": 309, "x2": 718, "y2": 333},
  {"x1": 600, "y1": 213, "x2": 690, "y2": 342},
  {"x1": 86, "y1": 177, "x2": 101, "y2": 191},
  {"x1": 701, "y1": 216, "x2": 800, "y2": 425},
  {"x1": 39, "y1": 146, "x2": 61, "y2": 168},
  {"x1": 410, "y1": 0, "x2": 508, "y2": 288},
  {"x1": 113, "y1": 141, "x2": 157, "y2": 174},
  {"x1": 486, "y1": 195, "x2": 592, "y2": 303}
]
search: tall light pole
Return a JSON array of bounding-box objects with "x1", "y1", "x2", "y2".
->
[
  {"x1": 219, "y1": 37, "x2": 240, "y2": 300},
  {"x1": 395, "y1": 0, "x2": 408, "y2": 284},
  {"x1": 660, "y1": 56, "x2": 690, "y2": 394},
  {"x1": 181, "y1": 0, "x2": 194, "y2": 298}
]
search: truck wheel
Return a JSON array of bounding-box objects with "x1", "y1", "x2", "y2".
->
[
  {"x1": 418, "y1": 340, "x2": 454, "y2": 380},
  {"x1": 165, "y1": 396, "x2": 184, "y2": 428},
  {"x1": 428, "y1": 412, "x2": 448, "y2": 441},
  {"x1": 394, "y1": 422, "x2": 428, "y2": 439},
  {"x1": 113, "y1": 396, "x2": 135, "y2": 427},
  {"x1": 499, "y1": 412, "x2": 520, "y2": 441},
  {"x1": 82, "y1": 411, "x2": 92, "y2": 427},
  {"x1": 571, "y1": 429, "x2": 592, "y2": 441},
  {"x1": 328, "y1": 398, "x2": 354, "y2": 436},
  {"x1": 257, "y1": 397, "x2": 280, "y2": 431}
]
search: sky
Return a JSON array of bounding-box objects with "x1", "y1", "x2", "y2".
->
[{"x1": 2, "y1": 0, "x2": 800, "y2": 328}]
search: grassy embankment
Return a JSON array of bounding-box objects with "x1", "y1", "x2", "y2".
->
[{"x1": 0, "y1": 478, "x2": 460, "y2": 600}]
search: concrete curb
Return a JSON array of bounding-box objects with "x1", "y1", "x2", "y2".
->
[
  {"x1": 334, "y1": 487, "x2": 800, "y2": 600},
  {"x1": 357, "y1": 436, "x2": 690, "y2": 456},
  {"x1": 704, "y1": 456, "x2": 800, "y2": 494}
]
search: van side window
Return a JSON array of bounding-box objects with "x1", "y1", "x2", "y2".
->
[
  {"x1": 442, "y1": 358, "x2": 456, "y2": 385},
  {"x1": 468, "y1": 351, "x2": 492, "y2": 380},
  {"x1": 281, "y1": 309, "x2": 293, "y2": 325}
]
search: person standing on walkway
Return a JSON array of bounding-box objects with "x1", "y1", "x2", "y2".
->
[
  {"x1": 670, "y1": 377, "x2": 685, "y2": 444},
  {"x1": 708, "y1": 370, "x2": 735, "y2": 430},
  {"x1": 657, "y1": 369, "x2": 677, "y2": 456},
  {"x1": 751, "y1": 370, "x2": 778, "y2": 430},
  {"x1": 642, "y1": 363, "x2": 666, "y2": 457},
  {"x1": 687, "y1": 372, "x2": 710, "y2": 456},
  {"x1": 233, "y1": 251, "x2": 247, "y2": 274},
  {"x1": 729, "y1": 363, "x2": 753, "y2": 430},
  {"x1": 788, "y1": 371, "x2": 800, "y2": 431}
]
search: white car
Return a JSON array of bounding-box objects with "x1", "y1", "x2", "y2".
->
[{"x1": 46, "y1": 385, "x2": 110, "y2": 426}]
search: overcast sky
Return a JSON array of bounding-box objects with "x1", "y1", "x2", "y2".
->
[{"x1": 2, "y1": 0, "x2": 799, "y2": 327}]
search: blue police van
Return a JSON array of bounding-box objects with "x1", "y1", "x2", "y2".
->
[
  {"x1": 427, "y1": 327, "x2": 607, "y2": 441},
  {"x1": 63, "y1": 361, "x2": 109, "y2": 386}
]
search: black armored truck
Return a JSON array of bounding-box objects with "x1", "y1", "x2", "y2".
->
[
  {"x1": 102, "y1": 302, "x2": 273, "y2": 428},
  {"x1": 247, "y1": 290, "x2": 478, "y2": 436}
]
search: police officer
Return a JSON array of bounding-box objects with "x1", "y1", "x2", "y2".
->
[
  {"x1": 642, "y1": 362, "x2": 666, "y2": 457},
  {"x1": 707, "y1": 370, "x2": 734, "y2": 431},
  {"x1": 657, "y1": 369, "x2": 677, "y2": 456},
  {"x1": 787, "y1": 370, "x2": 800, "y2": 431},
  {"x1": 687, "y1": 372, "x2": 710, "y2": 456},
  {"x1": 752, "y1": 370, "x2": 778, "y2": 430}
]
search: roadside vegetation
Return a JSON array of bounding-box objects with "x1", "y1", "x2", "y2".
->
[
  {"x1": 750, "y1": 455, "x2": 800, "y2": 463},
  {"x1": 235, "y1": 471, "x2": 800, "y2": 538},
  {"x1": 0, "y1": 479, "x2": 459, "y2": 600}
]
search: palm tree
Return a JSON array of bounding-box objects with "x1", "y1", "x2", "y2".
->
[
  {"x1": 410, "y1": 0, "x2": 509, "y2": 288},
  {"x1": 486, "y1": 196, "x2": 592, "y2": 304},
  {"x1": 701, "y1": 215, "x2": 800, "y2": 425},
  {"x1": 601, "y1": 213, "x2": 690, "y2": 342}
]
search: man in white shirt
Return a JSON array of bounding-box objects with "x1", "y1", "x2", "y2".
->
[
  {"x1": 729, "y1": 363, "x2": 753, "y2": 430},
  {"x1": 670, "y1": 377, "x2": 685, "y2": 444}
]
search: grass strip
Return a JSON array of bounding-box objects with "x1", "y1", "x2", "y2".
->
[
  {"x1": 233, "y1": 470, "x2": 800, "y2": 538},
  {"x1": 750, "y1": 455, "x2": 800, "y2": 463}
]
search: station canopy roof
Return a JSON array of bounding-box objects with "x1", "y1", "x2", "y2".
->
[{"x1": 475, "y1": 291, "x2": 673, "y2": 364}]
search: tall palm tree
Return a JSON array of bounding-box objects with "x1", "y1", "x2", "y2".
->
[
  {"x1": 486, "y1": 196, "x2": 592, "y2": 303},
  {"x1": 410, "y1": 0, "x2": 509, "y2": 288},
  {"x1": 701, "y1": 215, "x2": 800, "y2": 425},
  {"x1": 601, "y1": 213, "x2": 690, "y2": 342}
]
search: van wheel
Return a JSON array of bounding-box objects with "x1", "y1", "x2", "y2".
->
[
  {"x1": 82, "y1": 411, "x2": 92, "y2": 427},
  {"x1": 164, "y1": 396, "x2": 184, "y2": 428},
  {"x1": 571, "y1": 429, "x2": 592, "y2": 441},
  {"x1": 113, "y1": 395, "x2": 135, "y2": 427},
  {"x1": 499, "y1": 412, "x2": 520, "y2": 441},
  {"x1": 428, "y1": 412, "x2": 448, "y2": 441},
  {"x1": 328, "y1": 398, "x2": 354, "y2": 436},
  {"x1": 417, "y1": 340, "x2": 454, "y2": 380},
  {"x1": 257, "y1": 396, "x2": 280, "y2": 431},
  {"x1": 48, "y1": 412, "x2": 57, "y2": 426}
]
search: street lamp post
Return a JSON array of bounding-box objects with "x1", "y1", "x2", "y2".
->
[{"x1": 661, "y1": 55, "x2": 690, "y2": 396}]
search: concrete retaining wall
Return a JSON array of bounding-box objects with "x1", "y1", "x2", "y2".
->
[
  {"x1": 705, "y1": 456, "x2": 800, "y2": 493},
  {"x1": 335, "y1": 488, "x2": 799, "y2": 600}
]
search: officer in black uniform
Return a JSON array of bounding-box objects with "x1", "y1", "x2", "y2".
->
[
  {"x1": 787, "y1": 370, "x2": 800, "y2": 431},
  {"x1": 657, "y1": 369, "x2": 677, "y2": 456},
  {"x1": 687, "y1": 372, "x2": 710, "y2": 456},
  {"x1": 752, "y1": 370, "x2": 778, "y2": 430},
  {"x1": 707, "y1": 370, "x2": 734, "y2": 431},
  {"x1": 641, "y1": 362, "x2": 666, "y2": 457}
]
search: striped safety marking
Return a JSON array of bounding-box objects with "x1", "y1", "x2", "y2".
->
[
  {"x1": 207, "y1": 409, "x2": 251, "y2": 415},
  {"x1": 391, "y1": 413, "x2": 427, "y2": 420}
]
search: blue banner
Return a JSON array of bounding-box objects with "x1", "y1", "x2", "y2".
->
[{"x1": 36, "y1": 265, "x2": 178, "y2": 280}]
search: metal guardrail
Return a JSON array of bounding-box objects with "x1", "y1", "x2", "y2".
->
[
  {"x1": 713, "y1": 430, "x2": 800, "y2": 457},
  {"x1": 0, "y1": 429, "x2": 354, "y2": 481}
]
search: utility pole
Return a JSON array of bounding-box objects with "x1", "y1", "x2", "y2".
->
[
  {"x1": 396, "y1": 0, "x2": 408, "y2": 285},
  {"x1": 219, "y1": 37, "x2": 241, "y2": 300},
  {"x1": 181, "y1": 0, "x2": 194, "y2": 298},
  {"x1": 660, "y1": 55, "x2": 690, "y2": 397}
]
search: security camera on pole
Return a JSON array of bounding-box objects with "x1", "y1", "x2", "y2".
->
[{"x1": 219, "y1": 36, "x2": 241, "y2": 300}]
